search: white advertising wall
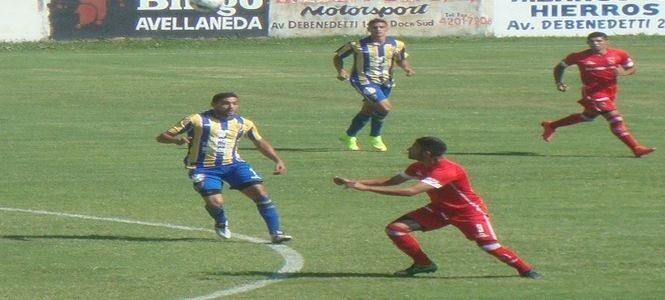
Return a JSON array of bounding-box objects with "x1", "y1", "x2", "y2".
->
[
  {"x1": 0, "y1": 0, "x2": 663, "y2": 42},
  {"x1": 493, "y1": 0, "x2": 665, "y2": 37},
  {"x1": 0, "y1": 0, "x2": 50, "y2": 41},
  {"x1": 268, "y1": 0, "x2": 494, "y2": 37}
]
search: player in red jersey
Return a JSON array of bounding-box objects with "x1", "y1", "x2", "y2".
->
[
  {"x1": 541, "y1": 31, "x2": 655, "y2": 158},
  {"x1": 333, "y1": 136, "x2": 541, "y2": 279}
]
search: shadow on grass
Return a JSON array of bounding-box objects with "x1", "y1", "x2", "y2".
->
[
  {"x1": 239, "y1": 147, "x2": 362, "y2": 153},
  {"x1": 275, "y1": 147, "x2": 350, "y2": 152},
  {"x1": 202, "y1": 270, "x2": 518, "y2": 280},
  {"x1": 448, "y1": 151, "x2": 544, "y2": 157},
  {"x1": 1, "y1": 234, "x2": 211, "y2": 242},
  {"x1": 449, "y1": 151, "x2": 631, "y2": 158},
  {"x1": 240, "y1": 148, "x2": 633, "y2": 158}
]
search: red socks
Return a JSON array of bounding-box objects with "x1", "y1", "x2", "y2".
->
[
  {"x1": 386, "y1": 224, "x2": 432, "y2": 265},
  {"x1": 487, "y1": 246, "x2": 532, "y2": 274},
  {"x1": 609, "y1": 118, "x2": 639, "y2": 149},
  {"x1": 387, "y1": 223, "x2": 533, "y2": 274}
]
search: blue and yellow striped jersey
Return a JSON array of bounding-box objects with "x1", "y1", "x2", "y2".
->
[
  {"x1": 334, "y1": 36, "x2": 408, "y2": 85},
  {"x1": 166, "y1": 110, "x2": 262, "y2": 168}
]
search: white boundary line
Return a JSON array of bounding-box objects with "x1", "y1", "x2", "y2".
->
[{"x1": 0, "y1": 207, "x2": 304, "y2": 299}]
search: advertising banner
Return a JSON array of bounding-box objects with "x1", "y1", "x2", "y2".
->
[
  {"x1": 39, "y1": 0, "x2": 665, "y2": 41},
  {"x1": 268, "y1": 0, "x2": 493, "y2": 37},
  {"x1": 0, "y1": 1, "x2": 49, "y2": 41},
  {"x1": 49, "y1": 0, "x2": 269, "y2": 40},
  {"x1": 494, "y1": 0, "x2": 665, "y2": 37}
]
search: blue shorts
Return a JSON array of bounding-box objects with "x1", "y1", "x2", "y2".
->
[
  {"x1": 350, "y1": 80, "x2": 392, "y2": 103},
  {"x1": 188, "y1": 162, "x2": 263, "y2": 196}
]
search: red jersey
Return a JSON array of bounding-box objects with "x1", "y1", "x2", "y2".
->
[
  {"x1": 563, "y1": 48, "x2": 633, "y2": 100},
  {"x1": 403, "y1": 158, "x2": 487, "y2": 219}
]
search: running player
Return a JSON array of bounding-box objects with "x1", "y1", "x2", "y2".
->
[
  {"x1": 333, "y1": 18, "x2": 415, "y2": 152},
  {"x1": 541, "y1": 31, "x2": 655, "y2": 157}
]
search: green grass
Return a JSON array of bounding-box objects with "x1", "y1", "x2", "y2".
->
[{"x1": 1, "y1": 36, "x2": 664, "y2": 299}]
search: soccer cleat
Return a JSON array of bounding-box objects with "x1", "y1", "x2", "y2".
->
[
  {"x1": 632, "y1": 146, "x2": 655, "y2": 158},
  {"x1": 393, "y1": 263, "x2": 438, "y2": 276},
  {"x1": 541, "y1": 121, "x2": 555, "y2": 142},
  {"x1": 520, "y1": 270, "x2": 543, "y2": 279},
  {"x1": 270, "y1": 231, "x2": 293, "y2": 244},
  {"x1": 214, "y1": 221, "x2": 231, "y2": 240},
  {"x1": 370, "y1": 136, "x2": 388, "y2": 152},
  {"x1": 339, "y1": 134, "x2": 360, "y2": 151}
]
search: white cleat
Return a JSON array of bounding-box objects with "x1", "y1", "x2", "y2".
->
[
  {"x1": 270, "y1": 231, "x2": 292, "y2": 244},
  {"x1": 214, "y1": 221, "x2": 231, "y2": 239}
]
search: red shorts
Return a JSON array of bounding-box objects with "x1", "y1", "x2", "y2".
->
[
  {"x1": 402, "y1": 206, "x2": 498, "y2": 243},
  {"x1": 578, "y1": 88, "x2": 617, "y2": 112},
  {"x1": 578, "y1": 97, "x2": 616, "y2": 112}
]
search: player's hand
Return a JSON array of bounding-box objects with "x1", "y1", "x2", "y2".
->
[
  {"x1": 614, "y1": 65, "x2": 634, "y2": 76},
  {"x1": 273, "y1": 162, "x2": 286, "y2": 175},
  {"x1": 345, "y1": 181, "x2": 367, "y2": 191},
  {"x1": 404, "y1": 69, "x2": 415, "y2": 77},
  {"x1": 337, "y1": 70, "x2": 349, "y2": 81},
  {"x1": 333, "y1": 176, "x2": 349, "y2": 185},
  {"x1": 556, "y1": 82, "x2": 568, "y2": 92},
  {"x1": 174, "y1": 136, "x2": 191, "y2": 145}
]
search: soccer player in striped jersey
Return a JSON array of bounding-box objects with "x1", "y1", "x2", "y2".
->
[
  {"x1": 334, "y1": 18, "x2": 415, "y2": 152},
  {"x1": 541, "y1": 31, "x2": 655, "y2": 158},
  {"x1": 334, "y1": 137, "x2": 541, "y2": 279},
  {"x1": 157, "y1": 92, "x2": 292, "y2": 244}
]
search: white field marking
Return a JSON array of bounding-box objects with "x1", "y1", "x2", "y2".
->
[{"x1": 0, "y1": 207, "x2": 304, "y2": 299}]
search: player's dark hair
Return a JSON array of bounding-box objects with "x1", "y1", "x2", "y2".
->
[
  {"x1": 415, "y1": 137, "x2": 447, "y2": 157},
  {"x1": 587, "y1": 31, "x2": 608, "y2": 40},
  {"x1": 367, "y1": 18, "x2": 388, "y2": 28},
  {"x1": 212, "y1": 92, "x2": 238, "y2": 103}
]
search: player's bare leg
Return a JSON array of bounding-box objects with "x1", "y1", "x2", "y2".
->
[{"x1": 541, "y1": 113, "x2": 591, "y2": 142}]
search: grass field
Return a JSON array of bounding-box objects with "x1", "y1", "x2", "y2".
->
[{"x1": 1, "y1": 35, "x2": 664, "y2": 299}]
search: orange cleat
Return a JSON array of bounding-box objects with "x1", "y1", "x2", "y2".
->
[
  {"x1": 632, "y1": 146, "x2": 655, "y2": 158},
  {"x1": 541, "y1": 121, "x2": 555, "y2": 142}
]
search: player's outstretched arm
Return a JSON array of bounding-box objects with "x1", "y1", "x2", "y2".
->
[
  {"x1": 333, "y1": 176, "x2": 351, "y2": 186},
  {"x1": 252, "y1": 138, "x2": 286, "y2": 175},
  {"x1": 156, "y1": 132, "x2": 190, "y2": 145},
  {"x1": 334, "y1": 174, "x2": 408, "y2": 187},
  {"x1": 338, "y1": 179, "x2": 434, "y2": 197}
]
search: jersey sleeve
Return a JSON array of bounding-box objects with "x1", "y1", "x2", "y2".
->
[
  {"x1": 243, "y1": 118, "x2": 263, "y2": 141},
  {"x1": 166, "y1": 114, "x2": 195, "y2": 135},
  {"x1": 334, "y1": 42, "x2": 354, "y2": 59},
  {"x1": 618, "y1": 49, "x2": 635, "y2": 68},
  {"x1": 403, "y1": 162, "x2": 419, "y2": 178},
  {"x1": 395, "y1": 40, "x2": 409, "y2": 60},
  {"x1": 402, "y1": 162, "x2": 428, "y2": 182},
  {"x1": 430, "y1": 167, "x2": 459, "y2": 187},
  {"x1": 403, "y1": 161, "x2": 460, "y2": 189},
  {"x1": 562, "y1": 51, "x2": 581, "y2": 67}
]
